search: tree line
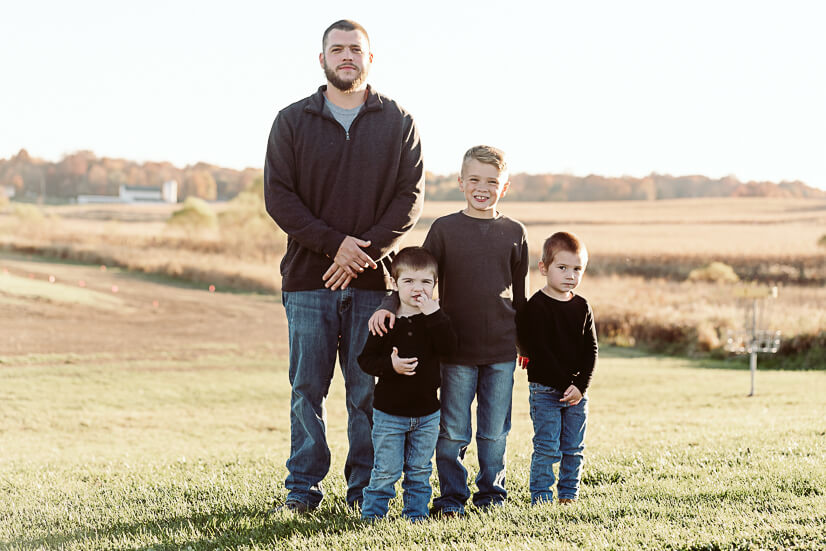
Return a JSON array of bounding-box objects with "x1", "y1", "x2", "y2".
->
[{"x1": 2, "y1": 149, "x2": 823, "y2": 202}]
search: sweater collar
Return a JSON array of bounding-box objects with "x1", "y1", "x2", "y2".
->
[{"x1": 306, "y1": 84, "x2": 382, "y2": 115}]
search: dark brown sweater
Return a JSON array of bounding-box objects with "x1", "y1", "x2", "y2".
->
[
  {"x1": 264, "y1": 85, "x2": 425, "y2": 291},
  {"x1": 381, "y1": 211, "x2": 529, "y2": 365}
]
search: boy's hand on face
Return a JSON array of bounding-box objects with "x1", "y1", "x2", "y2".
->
[
  {"x1": 390, "y1": 346, "x2": 417, "y2": 376},
  {"x1": 369, "y1": 309, "x2": 396, "y2": 336},
  {"x1": 560, "y1": 384, "x2": 583, "y2": 405},
  {"x1": 415, "y1": 294, "x2": 440, "y2": 315}
]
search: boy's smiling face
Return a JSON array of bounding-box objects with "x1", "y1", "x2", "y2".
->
[{"x1": 458, "y1": 159, "x2": 510, "y2": 219}]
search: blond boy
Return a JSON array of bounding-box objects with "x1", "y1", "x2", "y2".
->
[{"x1": 370, "y1": 145, "x2": 529, "y2": 515}]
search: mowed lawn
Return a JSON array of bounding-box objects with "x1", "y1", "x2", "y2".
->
[{"x1": 1, "y1": 349, "x2": 824, "y2": 550}]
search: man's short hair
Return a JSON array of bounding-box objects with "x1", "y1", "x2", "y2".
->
[
  {"x1": 391, "y1": 246, "x2": 438, "y2": 281},
  {"x1": 322, "y1": 19, "x2": 370, "y2": 51},
  {"x1": 542, "y1": 231, "x2": 589, "y2": 265},
  {"x1": 462, "y1": 145, "x2": 508, "y2": 177}
]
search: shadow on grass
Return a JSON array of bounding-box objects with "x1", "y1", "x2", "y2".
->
[{"x1": 5, "y1": 505, "x2": 370, "y2": 550}]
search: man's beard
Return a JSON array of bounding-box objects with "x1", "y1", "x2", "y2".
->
[{"x1": 323, "y1": 60, "x2": 368, "y2": 93}]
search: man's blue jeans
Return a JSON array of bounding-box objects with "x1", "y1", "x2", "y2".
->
[
  {"x1": 282, "y1": 287, "x2": 385, "y2": 508},
  {"x1": 432, "y1": 360, "x2": 515, "y2": 514},
  {"x1": 361, "y1": 409, "x2": 440, "y2": 521},
  {"x1": 529, "y1": 382, "x2": 588, "y2": 503}
]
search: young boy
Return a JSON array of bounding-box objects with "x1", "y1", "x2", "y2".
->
[
  {"x1": 369, "y1": 146, "x2": 529, "y2": 516},
  {"x1": 516, "y1": 231, "x2": 598, "y2": 505},
  {"x1": 358, "y1": 247, "x2": 457, "y2": 521}
]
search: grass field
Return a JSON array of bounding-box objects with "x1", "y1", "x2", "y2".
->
[
  {"x1": 2, "y1": 200, "x2": 826, "y2": 549},
  {"x1": 2, "y1": 347, "x2": 824, "y2": 550}
]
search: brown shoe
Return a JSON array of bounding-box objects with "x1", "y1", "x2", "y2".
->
[
  {"x1": 558, "y1": 498, "x2": 577, "y2": 505},
  {"x1": 430, "y1": 508, "x2": 463, "y2": 519}
]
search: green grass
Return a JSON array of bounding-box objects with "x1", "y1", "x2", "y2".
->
[{"x1": 1, "y1": 349, "x2": 824, "y2": 550}]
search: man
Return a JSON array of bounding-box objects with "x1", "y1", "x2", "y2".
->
[{"x1": 264, "y1": 19, "x2": 425, "y2": 513}]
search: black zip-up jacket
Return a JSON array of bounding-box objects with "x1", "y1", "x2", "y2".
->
[{"x1": 264, "y1": 85, "x2": 425, "y2": 291}]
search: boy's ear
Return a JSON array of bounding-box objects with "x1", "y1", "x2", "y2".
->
[
  {"x1": 499, "y1": 180, "x2": 511, "y2": 198},
  {"x1": 538, "y1": 260, "x2": 548, "y2": 275},
  {"x1": 389, "y1": 277, "x2": 398, "y2": 291},
  {"x1": 457, "y1": 175, "x2": 464, "y2": 190}
]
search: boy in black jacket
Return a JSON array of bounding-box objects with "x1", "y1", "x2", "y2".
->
[
  {"x1": 358, "y1": 247, "x2": 457, "y2": 521},
  {"x1": 516, "y1": 232, "x2": 598, "y2": 505}
]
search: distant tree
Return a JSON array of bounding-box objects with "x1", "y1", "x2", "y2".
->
[
  {"x1": 87, "y1": 165, "x2": 108, "y2": 195},
  {"x1": 181, "y1": 169, "x2": 217, "y2": 200}
]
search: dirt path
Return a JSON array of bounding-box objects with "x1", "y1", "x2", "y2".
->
[{"x1": 0, "y1": 253, "x2": 288, "y2": 363}]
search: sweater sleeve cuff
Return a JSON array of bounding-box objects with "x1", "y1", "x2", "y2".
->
[{"x1": 323, "y1": 231, "x2": 348, "y2": 258}]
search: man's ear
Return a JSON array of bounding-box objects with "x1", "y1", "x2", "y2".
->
[{"x1": 319, "y1": 52, "x2": 325, "y2": 69}]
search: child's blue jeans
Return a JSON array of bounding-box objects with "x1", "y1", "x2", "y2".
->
[
  {"x1": 432, "y1": 360, "x2": 515, "y2": 514},
  {"x1": 529, "y1": 382, "x2": 588, "y2": 503},
  {"x1": 361, "y1": 409, "x2": 440, "y2": 521}
]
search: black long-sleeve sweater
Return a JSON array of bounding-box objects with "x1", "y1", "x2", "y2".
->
[
  {"x1": 358, "y1": 309, "x2": 457, "y2": 417},
  {"x1": 264, "y1": 85, "x2": 425, "y2": 291},
  {"x1": 516, "y1": 291, "x2": 598, "y2": 393}
]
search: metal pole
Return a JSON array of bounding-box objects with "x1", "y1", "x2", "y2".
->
[{"x1": 749, "y1": 298, "x2": 758, "y2": 397}]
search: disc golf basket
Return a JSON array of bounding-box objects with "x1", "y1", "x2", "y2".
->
[{"x1": 725, "y1": 286, "x2": 780, "y2": 396}]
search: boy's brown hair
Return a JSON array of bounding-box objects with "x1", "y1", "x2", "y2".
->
[
  {"x1": 542, "y1": 231, "x2": 589, "y2": 265},
  {"x1": 391, "y1": 246, "x2": 438, "y2": 281},
  {"x1": 461, "y1": 145, "x2": 508, "y2": 178}
]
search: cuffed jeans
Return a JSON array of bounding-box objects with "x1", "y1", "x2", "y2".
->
[
  {"x1": 431, "y1": 360, "x2": 515, "y2": 514},
  {"x1": 282, "y1": 287, "x2": 385, "y2": 508},
  {"x1": 529, "y1": 382, "x2": 588, "y2": 503},
  {"x1": 361, "y1": 409, "x2": 440, "y2": 521}
]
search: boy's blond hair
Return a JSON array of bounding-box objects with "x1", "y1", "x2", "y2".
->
[{"x1": 462, "y1": 145, "x2": 508, "y2": 178}]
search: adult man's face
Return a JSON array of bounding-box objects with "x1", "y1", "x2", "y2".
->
[{"x1": 319, "y1": 29, "x2": 373, "y2": 93}]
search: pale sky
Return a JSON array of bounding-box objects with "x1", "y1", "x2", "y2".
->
[{"x1": 2, "y1": 0, "x2": 825, "y2": 188}]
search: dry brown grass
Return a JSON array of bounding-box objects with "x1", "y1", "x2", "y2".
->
[
  {"x1": 2, "y1": 198, "x2": 825, "y2": 364},
  {"x1": 0, "y1": 202, "x2": 285, "y2": 293},
  {"x1": 416, "y1": 197, "x2": 826, "y2": 256}
]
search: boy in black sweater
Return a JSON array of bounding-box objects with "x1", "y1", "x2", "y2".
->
[
  {"x1": 358, "y1": 247, "x2": 457, "y2": 521},
  {"x1": 516, "y1": 232, "x2": 598, "y2": 505}
]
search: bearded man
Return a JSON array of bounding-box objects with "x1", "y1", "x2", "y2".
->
[{"x1": 264, "y1": 19, "x2": 425, "y2": 513}]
